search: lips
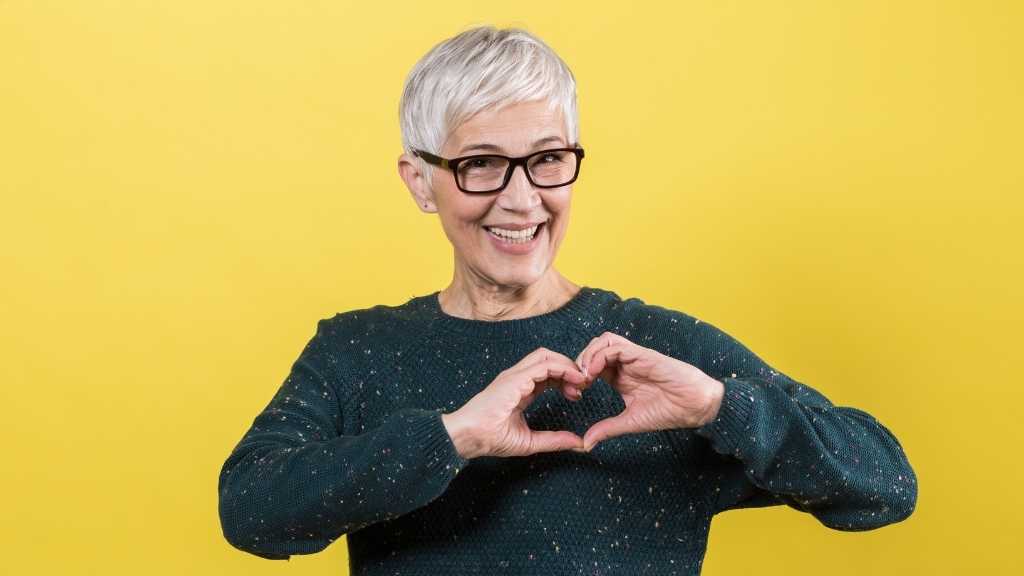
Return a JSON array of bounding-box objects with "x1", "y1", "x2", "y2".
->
[
  {"x1": 483, "y1": 220, "x2": 547, "y2": 231},
  {"x1": 484, "y1": 221, "x2": 545, "y2": 240}
]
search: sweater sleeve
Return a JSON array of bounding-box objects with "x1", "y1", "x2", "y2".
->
[
  {"x1": 217, "y1": 317, "x2": 469, "y2": 560},
  {"x1": 689, "y1": 320, "x2": 918, "y2": 531}
]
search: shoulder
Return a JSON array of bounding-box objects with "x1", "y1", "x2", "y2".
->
[
  {"x1": 595, "y1": 288, "x2": 703, "y2": 340},
  {"x1": 320, "y1": 295, "x2": 433, "y2": 345},
  {"x1": 309, "y1": 295, "x2": 435, "y2": 373},
  {"x1": 594, "y1": 288, "x2": 761, "y2": 368}
]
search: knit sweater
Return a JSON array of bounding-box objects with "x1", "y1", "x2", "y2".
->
[{"x1": 218, "y1": 286, "x2": 917, "y2": 575}]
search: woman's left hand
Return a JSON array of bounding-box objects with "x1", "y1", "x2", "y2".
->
[{"x1": 575, "y1": 331, "x2": 725, "y2": 452}]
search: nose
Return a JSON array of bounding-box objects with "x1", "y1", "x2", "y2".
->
[{"x1": 496, "y1": 163, "x2": 541, "y2": 211}]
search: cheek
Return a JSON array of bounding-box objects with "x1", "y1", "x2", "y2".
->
[
  {"x1": 548, "y1": 220, "x2": 566, "y2": 243},
  {"x1": 447, "y1": 206, "x2": 491, "y2": 241},
  {"x1": 548, "y1": 196, "x2": 571, "y2": 227}
]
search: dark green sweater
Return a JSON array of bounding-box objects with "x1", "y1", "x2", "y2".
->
[{"x1": 218, "y1": 286, "x2": 917, "y2": 574}]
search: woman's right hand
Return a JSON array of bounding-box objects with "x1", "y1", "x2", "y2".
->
[{"x1": 441, "y1": 347, "x2": 588, "y2": 459}]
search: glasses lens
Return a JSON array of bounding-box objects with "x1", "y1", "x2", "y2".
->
[
  {"x1": 527, "y1": 149, "x2": 578, "y2": 187},
  {"x1": 456, "y1": 156, "x2": 510, "y2": 192},
  {"x1": 455, "y1": 150, "x2": 580, "y2": 192}
]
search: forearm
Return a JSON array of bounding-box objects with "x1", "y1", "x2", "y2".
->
[
  {"x1": 695, "y1": 376, "x2": 918, "y2": 530},
  {"x1": 219, "y1": 408, "x2": 468, "y2": 559}
]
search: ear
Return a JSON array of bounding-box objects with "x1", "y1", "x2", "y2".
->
[{"x1": 398, "y1": 152, "x2": 437, "y2": 213}]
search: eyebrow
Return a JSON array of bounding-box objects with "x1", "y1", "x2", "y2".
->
[{"x1": 458, "y1": 135, "x2": 566, "y2": 155}]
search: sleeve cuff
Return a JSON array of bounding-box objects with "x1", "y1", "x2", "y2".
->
[
  {"x1": 693, "y1": 377, "x2": 760, "y2": 458},
  {"x1": 398, "y1": 408, "x2": 470, "y2": 482}
]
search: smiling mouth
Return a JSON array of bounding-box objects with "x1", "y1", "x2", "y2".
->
[{"x1": 484, "y1": 221, "x2": 546, "y2": 243}]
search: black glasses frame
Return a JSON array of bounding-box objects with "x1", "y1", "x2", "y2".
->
[{"x1": 411, "y1": 146, "x2": 585, "y2": 194}]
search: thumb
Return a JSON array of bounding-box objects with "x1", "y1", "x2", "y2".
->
[
  {"x1": 528, "y1": 430, "x2": 585, "y2": 455},
  {"x1": 583, "y1": 416, "x2": 634, "y2": 452}
]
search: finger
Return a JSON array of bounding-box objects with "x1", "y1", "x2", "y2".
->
[
  {"x1": 574, "y1": 349, "x2": 589, "y2": 379},
  {"x1": 518, "y1": 380, "x2": 577, "y2": 409},
  {"x1": 513, "y1": 347, "x2": 586, "y2": 383},
  {"x1": 525, "y1": 380, "x2": 583, "y2": 405},
  {"x1": 582, "y1": 415, "x2": 635, "y2": 452},
  {"x1": 561, "y1": 382, "x2": 583, "y2": 401},
  {"x1": 583, "y1": 343, "x2": 639, "y2": 384},
  {"x1": 516, "y1": 360, "x2": 587, "y2": 411},
  {"x1": 521, "y1": 356, "x2": 587, "y2": 389},
  {"x1": 575, "y1": 335, "x2": 606, "y2": 379},
  {"x1": 577, "y1": 332, "x2": 632, "y2": 381},
  {"x1": 528, "y1": 430, "x2": 585, "y2": 455}
]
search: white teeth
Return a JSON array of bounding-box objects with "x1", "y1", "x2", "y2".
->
[
  {"x1": 486, "y1": 224, "x2": 540, "y2": 242},
  {"x1": 485, "y1": 220, "x2": 540, "y2": 236}
]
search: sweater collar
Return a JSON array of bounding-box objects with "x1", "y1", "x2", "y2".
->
[{"x1": 419, "y1": 285, "x2": 610, "y2": 340}]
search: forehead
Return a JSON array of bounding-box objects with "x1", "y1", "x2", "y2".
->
[{"x1": 446, "y1": 100, "x2": 567, "y2": 155}]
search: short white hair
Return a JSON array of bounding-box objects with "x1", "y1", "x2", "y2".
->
[{"x1": 399, "y1": 25, "x2": 580, "y2": 183}]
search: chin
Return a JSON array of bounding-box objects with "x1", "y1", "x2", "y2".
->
[{"x1": 506, "y1": 266, "x2": 553, "y2": 286}]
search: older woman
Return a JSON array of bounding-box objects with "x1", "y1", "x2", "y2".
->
[{"x1": 218, "y1": 26, "x2": 917, "y2": 574}]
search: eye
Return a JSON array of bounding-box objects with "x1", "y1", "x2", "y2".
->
[
  {"x1": 459, "y1": 157, "x2": 499, "y2": 173},
  {"x1": 536, "y1": 151, "x2": 566, "y2": 163}
]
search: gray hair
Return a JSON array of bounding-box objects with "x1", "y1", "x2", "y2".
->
[{"x1": 399, "y1": 25, "x2": 580, "y2": 184}]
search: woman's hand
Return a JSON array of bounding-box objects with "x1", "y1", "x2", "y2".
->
[
  {"x1": 442, "y1": 347, "x2": 588, "y2": 459},
  {"x1": 575, "y1": 331, "x2": 725, "y2": 452}
]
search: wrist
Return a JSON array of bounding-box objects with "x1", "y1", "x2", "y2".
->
[
  {"x1": 696, "y1": 377, "x2": 725, "y2": 427},
  {"x1": 441, "y1": 411, "x2": 486, "y2": 460}
]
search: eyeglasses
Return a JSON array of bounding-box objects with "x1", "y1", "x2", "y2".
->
[{"x1": 411, "y1": 146, "x2": 585, "y2": 194}]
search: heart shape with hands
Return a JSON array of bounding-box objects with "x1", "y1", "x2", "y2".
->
[
  {"x1": 442, "y1": 331, "x2": 727, "y2": 460},
  {"x1": 571, "y1": 331, "x2": 726, "y2": 453}
]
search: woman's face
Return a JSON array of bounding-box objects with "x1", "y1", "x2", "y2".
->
[{"x1": 409, "y1": 99, "x2": 575, "y2": 290}]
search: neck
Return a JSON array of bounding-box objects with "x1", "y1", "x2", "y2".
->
[{"x1": 438, "y1": 270, "x2": 580, "y2": 321}]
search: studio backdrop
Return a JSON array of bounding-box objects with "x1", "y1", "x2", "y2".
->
[{"x1": 2, "y1": 1, "x2": 1021, "y2": 574}]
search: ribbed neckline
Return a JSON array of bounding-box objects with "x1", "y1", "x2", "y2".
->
[{"x1": 420, "y1": 285, "x2": 608, "y2": 340}]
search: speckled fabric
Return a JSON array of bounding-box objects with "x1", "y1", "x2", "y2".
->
[{"x1": 218, "y1": 286, "x2": 917, "y2": 574}]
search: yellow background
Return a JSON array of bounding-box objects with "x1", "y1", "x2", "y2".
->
[{"x1": 2, "y1": 1, "x2": 1021, "y2": 574}]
